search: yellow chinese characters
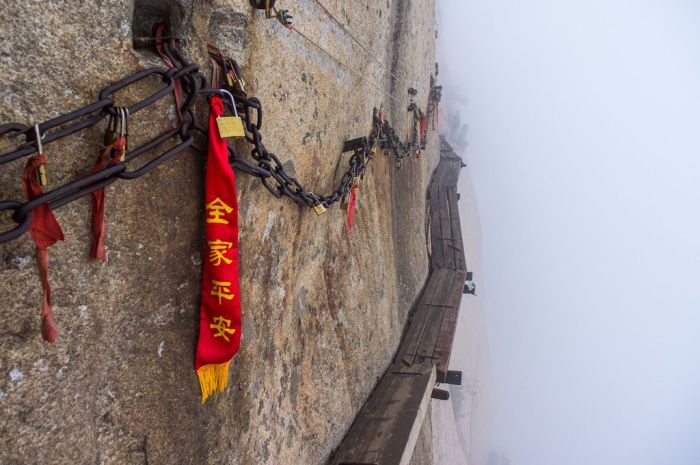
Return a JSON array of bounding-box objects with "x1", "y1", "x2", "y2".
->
[
  {"x1": 206, "y1": 197, "x2": 233, "y2": 224},
  {"x1": 211, "y1": 279, "x2": 235, "y2": 305},
  {"x1": 210, "y1": 315, "x2": 236, "y2": 342},
  {"x1": 208, "y1": 239, "x2": 233, "y2": 266}
]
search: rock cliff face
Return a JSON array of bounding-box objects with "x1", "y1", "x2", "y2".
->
[{"x1": 0, "y1": 1, "x2": 437, "y2": 464}]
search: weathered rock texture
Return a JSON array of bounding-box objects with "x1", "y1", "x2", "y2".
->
[{"x1": 0, "y1": 1, "x2": 437, "y2": 464}]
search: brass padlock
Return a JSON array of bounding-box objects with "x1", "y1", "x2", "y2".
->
[
  {"x1": 233, "y1": 76, "x2": 246, "y2": 94},
  {"x1": 114, "y1": 107, "x2": 128, "y2": 162},
  {"x1": 225, "y1": 72, "x2": 235, "y2": 88},
  {"x1": 103, "y1": 113, "x2": 118, "y2": 146},
  {"x1": 37, "y1": 165, "x2": 48, "y2": 187},
  {"x1": 217, "y1": 116, "x2": 245, "y2": 138},
  {"x1": 313, "y1": 203, "x2": 326, "y2": 215},
  {"x1": 216, "y1": 89, "x2": 245, "y2": 139},
  {"x1": 33, "y1": 124, "x2": 48, "y2": 187}
]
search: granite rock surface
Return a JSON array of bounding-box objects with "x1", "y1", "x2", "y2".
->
[{"x1": 0, "y1": 1, "x2": 437, "y2": 463}]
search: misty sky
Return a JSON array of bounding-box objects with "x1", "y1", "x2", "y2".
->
[{"x1": 438, "y1": 1, "x2": 700, "y2": 464}]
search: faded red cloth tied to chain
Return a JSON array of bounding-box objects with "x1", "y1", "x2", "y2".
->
[
  {"x1": 22, "y1": 154, "x2": 64, "y2": 343},
  {"x1": 420, "y1": 114, "x2": 429, "y2": 146},
  {"x1": 195, "y1": 96, "x2": 242, "y2": 403},
  {"x1": 90, "y1": 131, "x2": 126, "y2": 261}
]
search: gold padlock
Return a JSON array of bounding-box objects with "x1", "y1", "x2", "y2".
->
[
  {"x1": 216, "y1": 89, "x2": 246, "y2": 139},
  {"x1": 37, "y1": 165, "x2": 48, "y2": 187},
  {"x1": 313, "y1": 203, "x2": 326, "y2": 215},
  {"x1": 33, "y1": 124, "x2": 48, "y2": 187},
  {"x1": 217, "y1": 116, "x2": 245, "y2": 138},
  {"x1": 233, "y1": 77, "x2": 246, "y2": 94}
]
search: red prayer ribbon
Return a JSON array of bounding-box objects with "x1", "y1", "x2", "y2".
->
[{"x1": 194, "y1": 96, "x2": 242, "y2": 403}]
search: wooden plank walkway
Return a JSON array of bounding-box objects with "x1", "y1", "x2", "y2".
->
[{"x1": 330, "y1": 139, "x2": 470, "y2": 465}]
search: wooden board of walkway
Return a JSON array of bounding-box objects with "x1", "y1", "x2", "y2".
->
[
  {"x1": 331, "y1": 368, "x2": 436, "y2": 465},
  {"x1": 330, "y1": 140, "x2": 468, "y2": 465}
]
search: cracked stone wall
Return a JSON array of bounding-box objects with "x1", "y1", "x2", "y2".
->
[{"x1": 0, "y1": 1, "x2": 437, "y2": 464}]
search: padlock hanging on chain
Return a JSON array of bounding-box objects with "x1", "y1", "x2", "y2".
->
[
  {"x1": 222, "y1": 58, "x2": 246, "y2": 94},
  {"x1": 102, "y1": 112, "x2": 119, "y2": 147},
  {"x1": 309, "y1": 193, "x2": 326, "y2": 215},
  {"x1": 248, "y1": 0, "x2": 276, "y2": 18},
  {"x1": 114, "y1": 107, "x2": 128, "y2": 162},
  {"x1": 215, "y1": 89, "x2": 246, "y2": 139},
  {"x1": 33, "y1": 124, "x2": 48, "y2": 187}
]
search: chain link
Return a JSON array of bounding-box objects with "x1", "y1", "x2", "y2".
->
[{"x1": 0, "y1": 35, "x2": 442, "y2": 243}]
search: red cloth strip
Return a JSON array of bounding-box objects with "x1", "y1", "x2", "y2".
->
[
  {"x1": 420, "y1": 115, "x2": 429, "y2": 146},
  {"x1": 89, "y1": 136, "x2": 125, "y2": 261},
  {"x1": 22, "y1": 154, "x2": 64, "y2": 343},
  {"x1": 195, "y1": 96, "x2": 242, "y2": 402}
]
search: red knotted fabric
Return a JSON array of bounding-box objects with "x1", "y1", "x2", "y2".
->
[
  {"x1": 89, "y1": 136, "x2": 126, "y2": 261},
  {"x1": 22, "y1": 154, "x2": 64, "y2": 343},
  {"x1": 345, "y1": 183, "x2": 358, "y2": 237},
  {"x1": 195, "y1": 96, "x2": 242, "y2": 403},
  {"x1": 420, "y1": 115, "x2": 429, "y2": 146}
]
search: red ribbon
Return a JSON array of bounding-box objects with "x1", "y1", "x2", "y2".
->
[
  {"x1": 89, "y1": 136, "x2": 125, "y2": 261},
  {"x1": 22, "y1": 154, "x2": 64, "y2": 343},
  {"x1": 420, "y1": 114, "x2": 429, "y2": 146},
  {"x1": 345, "y1": 183, "x2": 358, "y2": 237},
  {"x1": 194, "y1": 96, "x2": 242, "y2": 403}
]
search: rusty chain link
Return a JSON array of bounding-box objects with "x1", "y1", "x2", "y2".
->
[{"x1": 0, "y1": 33, "x2": 442, "y2": 243}]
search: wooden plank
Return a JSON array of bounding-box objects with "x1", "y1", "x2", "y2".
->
[
  {"x1": 446, "y1": 270, "x2": 468, "y2": 308},
  {"x1": 332, "y1": 374, "x2": 405, "y2": 464},
  {"x1": 433, "y1": 271, "x2": 468, "y2": 379},
  {"x1": 352, "y1": 374, "x2": 413, "y2": 462},
  {"x1": 447, "y1": 188, "x2": 467, "y2": 271},
  {"x1": 431, "y1": 269, "x2": 461, "y2": 308},
  {"x1": 332, "y1": 423, "x2": 372, "y2": 465},
  {"x1": 428, "y1": 184, "x2": 444, "y2": 267},
  {"x1": 415, "y1": 305, "x2": 446, "y2": 359},
  {"x1": 443, "y1": 165, "x2": 460, "y2": 187},
  {"x1": 439, "y1": 225, "x2": 454, "y2": 270},
  {"x1": 442, "y1": 188, "x2": 456, "y2": 269},
  {"x1": 395, "y1": 269, "x2": 448, "y2": 363},
  {"x1": 376, "y1": 368, "x2": 437, "y2": 465},
  {"x1": 414, "y1": 271, "x2": 459, "y2": 359},
  {"x1": 434, "y1": 305, "x2": 458, "y2": 376},
  {"x1": 447, "y1": 188, "x2": 464, "y2": 270},
  {"x1": 437, "y1": 186, "x2": 452, "y2": 269},
  {"x1": 333, "y1": 147, "x2": 468, "y2": 465}
]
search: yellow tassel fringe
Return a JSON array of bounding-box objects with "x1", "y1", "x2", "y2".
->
[{"x1": 197, "y1": 361, "x2": 231, "y2": 404}]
